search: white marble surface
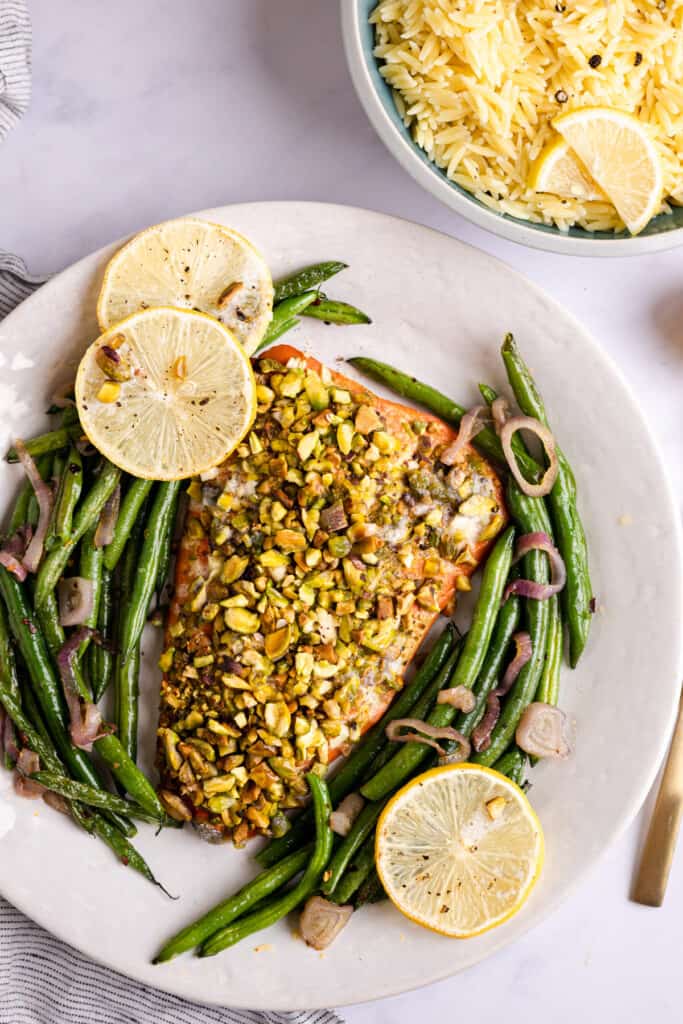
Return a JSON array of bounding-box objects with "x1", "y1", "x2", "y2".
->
[{"x1": 0, "y1": 0, "x2": 682, "y2": 1020}]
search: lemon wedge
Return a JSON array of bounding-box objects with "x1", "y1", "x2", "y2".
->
[
  {"x1": 97, "y1": 218, "x2": 273, "y2": 354},
  {"x1": 75, "y1": 307, "x2": 256, "y2": 480},
  {"x1": 552, "y1": 107, "x2": 662, "y2": 235},
  {"x1": 375, "y1": 763, "x2": 544, "y2": 939},
  {"x1": 529, "y1": 138, "x2": 605, "y2": 202}
]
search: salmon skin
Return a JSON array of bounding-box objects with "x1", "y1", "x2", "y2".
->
[{"x1": 157, "y1": 346, "x2": 506, "y2": 843}]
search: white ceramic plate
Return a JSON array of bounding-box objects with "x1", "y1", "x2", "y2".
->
[{"x1": 0, "y1": 203, "x2": 681, "y2": 1011}]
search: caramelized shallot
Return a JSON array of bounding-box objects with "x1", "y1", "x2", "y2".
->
[
  {"x1": 440, "y1": 405, "x2": 488, "y2": 465},
  {"x1": 516, "y1": 702, "x2": 572, "y2": 759},
  {"x1": 299, "y1": 896, "x2": 353, "y2": 950},
  {"x1": 437, "y1": 686, "x2": 476, "y2": 713},
  {"x1": 14, "y1": 439, "x2": 54, "y2": 573},
  {"x1": 329, "y1": 792, "x2": 364, "y2": 837}
]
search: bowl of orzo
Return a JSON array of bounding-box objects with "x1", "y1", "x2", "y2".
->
[{"x1": 341, "y1": 0, "x2": 683, "y2": 255}]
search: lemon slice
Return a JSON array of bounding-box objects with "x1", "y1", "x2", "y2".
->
[
  {"x1": 529, "y1": 138, "x2": 605, "y2": 201},
  {"x1": 553, "y1": 107, "x2": 662, "y2": 235},
  {"x1": 75, "y1": 307, "x2": 256, "y2": 480},
  {"x1": 375, "y1": 764, "x2": 544, "y2": 938},
  {"x1": 97, "y1": 218, "x2": 274, "y2": 354}
]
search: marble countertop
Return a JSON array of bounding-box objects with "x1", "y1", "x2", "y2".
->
[{"x1": 1, "y1": 1, "x2": 682, "y2": 1021}]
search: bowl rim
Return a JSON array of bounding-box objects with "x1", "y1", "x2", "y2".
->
[{"x1": 340, "y1": 0, "x2": 683, "y2": 258}]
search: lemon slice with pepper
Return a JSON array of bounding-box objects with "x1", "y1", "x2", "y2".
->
[
  {"x1": 75, "y1": 307, "x2": 256, "y2": 480},
  {"x1": 97, "y1": 217, "x2": 273, "y2": 354},
  {"x1": 375, "y1": 763, "x2": 544, "y2": 938}
]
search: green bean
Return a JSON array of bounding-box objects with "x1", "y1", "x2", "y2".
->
[
  {"x1": 301, "y1": 298, "x2": 371, "y2": 325},
  {"x1": 35, "y1": 592, "x2": 91, "y2": 701},
  {"x1": 85, "y1": 811, "x2": 171, "y2": 895},
  {"x1": 473, "y1": 480, "x2": 551, "y2": 767},
  {"x1": 255, "y1": 624, "x2": 456, "y2": 867},
  {"x1": 253, "y1": 316, "x2": 298, "y2": 353},
  {"x1": 5, "y1": 426, "x2": 80, "y2": 464},
  {"x1": 348, "y1": 357, "x2": 540, "y2": 480},
  {"x1": 154, "y1": 482, "x2": 181, "y2": 599},
  {"x1": 43, "y1": 453, "x2": 65, "y2": 550},
  {"x1": 0, "y1": 681, "x2": 64, "y2": 774},
  {"x1": 257, "y1": 292, "x2": 319, "y2": 352},
  {"x1": 30, "y1": 770, "x2": 163, "y2": 821},
  {"x1": 323, "y1": 797, "x2": 389, "y2": 897},
  {"x1": 115, "y1": 642, "x2": 141, "y2": 761},
  {"x1": 103, "y1": 477, "x2": 154, "y2": 572},
  {"x1": 456, "y1": 592, "x2": 521, "y2": 738},
  {"x1": 35, "y1": 461, "x2": 121, "y2": 609},
  {"x1": 354, "y1": 868, "x2": 386, "y2": 907},
  {"x1": 492, "y1": 747, "x2": 528, "y2": 787},
  {"x1": 0, "y1": 601, "x2": 20, "y2": 699},
  {"x1": 120, "y1": 481, "x2": 180, "y2": 662},
  {"x1": 501, "y1": 334, "x2": 593, "y2": 666},
  {"x1": 77, "y1": 525, "x2": 103, "y2": 661},
  {"x1": 91, "y1": 567, "x2": 114, "y2": 702},
  {"x1": 537, "y1": 596, "x2": 562, "y2": 706},
  {"x1": 329, "y1": 833, "x2": 376, "y2": 906},
  {"x1": 95, "y1": 733, "x2": 166, "y2": 820},
  {"x1": 51, "y1": 446, "x2": 83, "y2": 544},
  {"x1": 0, "y1": 566, "x2": 134, "y2": 836},
  {"x1": 154, "y1": 843, "x2": 312, "y2": 963},
  {"x1": 273, "y1": 261, "x2": 348, "y2": 304},
  {"x1": 360, "y1": 527, "x2": 515, "y2": 801},
  {"x1": 200, "y1": 773, "x2": 333, "y2": 957},
  {"x1": 359, "y1": 648, "x2": 462, "y2": 801}
]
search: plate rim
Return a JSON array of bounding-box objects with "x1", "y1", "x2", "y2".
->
[{"x1": 1, "y1": 199, "x2": 682, "y2": 1009}]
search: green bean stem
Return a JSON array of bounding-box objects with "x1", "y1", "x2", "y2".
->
[
  {"x1": 153, "y1": 844, "x2": 312, "y2": 963},
  {"x1": 255, "y1": 624, "x2": 456, "y2": 867},
  {"x1": 473, "y1": 480, "x2": 551, "y2": 766},
  {"x1": 35, "y1": 461, "x2": 121, "y2": 609},
  {"x1": 273, "y1": 261, "x2": 348, "y2": 304},
  {"x1": 103, "y1": 477, "x2": 154, "y2": 572},
  {"x1": 301, "y1": 298, "x2": 371, "y2": 325},
  {"x1": 200, "y1": 773, "x2": 333, "y2": 957},
  {"x1": 348, "y1": 356, "x2": 540, "y2": 480},
  {"x1": 501, "y1": 333, "x2": 593, "y2": 666}
]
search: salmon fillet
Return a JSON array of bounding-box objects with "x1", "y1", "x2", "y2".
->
[{"x1": 156, "y1": 346, "x2": 506, "y2": 843}]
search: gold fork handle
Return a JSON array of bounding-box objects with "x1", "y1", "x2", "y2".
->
[{"x1": 633, "y1": 691, "x2": 683, "y2": 907}]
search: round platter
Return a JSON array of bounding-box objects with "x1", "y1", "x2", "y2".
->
[{"x1": 0, "y1": 202, "x2": 681, "y2": 1010}]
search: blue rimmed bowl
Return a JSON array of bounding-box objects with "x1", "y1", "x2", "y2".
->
[{"x1": 341, "y1": 0, "x2": 683, "y2": 256}]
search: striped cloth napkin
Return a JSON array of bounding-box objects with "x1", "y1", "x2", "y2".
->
[{"x1": 0, "y1": 0, "x2": 31, "y2": 142}]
